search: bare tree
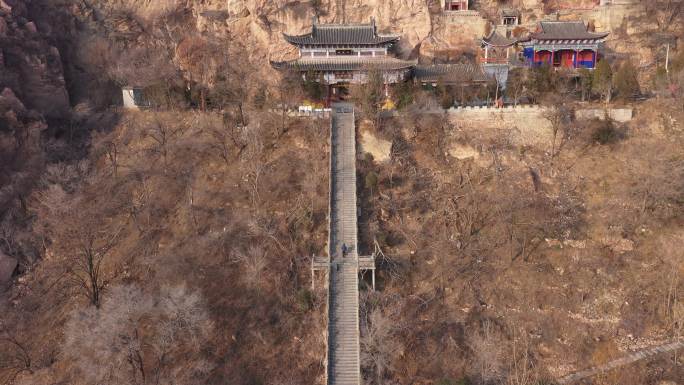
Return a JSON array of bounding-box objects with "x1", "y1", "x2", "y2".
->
[
  {"x1": 207, "y1": 122, "x2": 237, "y2": 165},
  {"x1": 505, "y1": 327, "x2": 541, "y2": 385},
  {"x1": 360, "y1": 305, "x2": 400, "y2": 384},
  {"x1": 630, "y1": 154, "x2": 684, "y2": 221},
  {"x1": 239, "y1": 123, "x2": 270, "y2": 209},
  {"x1": 176, "y1": 36, "x2": 223, "y2": 111},
  {"x1": 468, "y1": 321, "x2": 503, "y2": 385},
  {"x1": 506, "y1": 68, "x2": 527, "y2": 107},
  {"x1": 63, "y1": 284, "x2": 213, "y2": 385},
  {"x1": 0, "y1": 328, "x2": 32, "y2": 385},
  {"x1": 145, "y1": 116, "x2": 182, "y2": 168},
  {"x1": 542, "y1": 95, "x2": 573, "y2": 158},
  {"x1": 109, "y1": 46, "x2": 178, "y2": 89},
  {"x1": 351, "y1": 69, "x2": 386, "y2": 129},
  {"x1": 644, "y1": 0, "x2": 684, "y2": 32},
  {"x1": 33, "y1": 183, "x2": 122, "y2": 308},
  {"x1": 661, "y1": 232, "x2": 684, "y2": 365},
  {"x1": 231, "y1": 245, "x2": 268, "y2": 290}
]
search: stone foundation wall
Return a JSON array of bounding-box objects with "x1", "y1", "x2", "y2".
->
[
  {"x1": 575, "y1": 108, "x2": 633, "y2": 122},
  {"x1": 447, "y1": 105, "x2": 553, "y2": 147}
]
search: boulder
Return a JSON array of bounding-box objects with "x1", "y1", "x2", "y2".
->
[
  {"x1": 359, "y1": 129, "x2": 391, "y2": 162},
  {"x1": 0, "y1": 0, "x2": 10, "y2": 13},
  {"x1": 0, "y1": 251, "x2": 17, "y2": 288},
  {"x1": 24, "y1": 21, "x2": 36, "y2": 34},
  {"x1": 237, "y1": 7, "x2": 250, "y2": 18},
  {"x1": 564, "y1": 239, "x2": 587, "y2": 249},
  {"x1": 0, "y1": 87, "x2": 26, "y2": 112},
  {"x1": 601, "y1": 236, "x2": 634, "y2": 254},
  {"x1": 448, "y1": 143, "x2": 479, "y2": 160},
  {"x1": 0, "y1": 16, "x2": 7, "y2": 37}
]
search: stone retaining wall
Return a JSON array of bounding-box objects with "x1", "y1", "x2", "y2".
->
[
  {"x1": 447, "y1": 105, "x2": 553, "y2": 147},
  {"x1": 575, "y1": 108, "x2": 633, "y2": 123}
]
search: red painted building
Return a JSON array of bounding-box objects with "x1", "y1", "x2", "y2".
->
[
  {"x1": 444, "y1": 0, "x2": 468, "y2": 11},
  {"x1": 520, "y1": 21, "x2": 608, "y2": 69}
]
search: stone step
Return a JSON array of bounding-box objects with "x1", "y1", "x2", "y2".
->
[{"x1": 328, "y1": 105, "x2": 360, "y2": 385}]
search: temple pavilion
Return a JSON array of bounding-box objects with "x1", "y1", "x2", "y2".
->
[
  {"x1": 519, "y1": 21, "x2": 609, "y2": 69},
  {"x1": 481, "y1": 27, "x2": 518, "y2": 65},
  {"x1": 271, "y1": 18, "x2": 416, "y2": 87},
  {"x1": 443, "y1": 0, "x2": 468, "y2": 11},
  {"x1": 479, "y1": 27, "x2": 519, "y2": 90}
]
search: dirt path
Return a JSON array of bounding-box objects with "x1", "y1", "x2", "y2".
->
[{"x1": 557, "y1": 340, "x2": 684, "y2": 384}]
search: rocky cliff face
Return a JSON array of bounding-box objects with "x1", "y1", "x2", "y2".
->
[
  {"x1": 0, "y1": 0, "x2": 73, "y2": 284},
  {"x1": 0, "y1": 0, "x2": 70, "y2": 119},
  {"x1": 194, "y1": 0, "x2": 435, "y2": 61},
  {"x1": 179, "y1": 0, "x2": 649, "y2": 67},
  {"x1": 57, "y1": 0, "x2": 660, "y2": 92}
]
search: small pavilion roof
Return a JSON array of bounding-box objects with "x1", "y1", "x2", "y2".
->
[
  {"x1": 414, "y1": 63, "x2": 492, "y2": 84},
  {"x1": 271, "y1": 57, "x2": 416, "y2": 72},
  {"x1": 483, "y1": 27, "x2": 517, "y2": 47},
  {"x1": 527, "y1": 21, "x2": 608, "y2": 41},
  {"x1": 283, "y1": 18, "x2": 400, "y2": 46},
  {"x1": 501, "y1": 8, "x2": 520, "y2": 18}
]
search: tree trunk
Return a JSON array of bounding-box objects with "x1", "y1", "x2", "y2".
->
[
  {"x1": 239, "y1": 103, "x2": 245, "y2": 127},
  {"x1": 200, "y1": 88, "x2": 207, "y2": 112}
]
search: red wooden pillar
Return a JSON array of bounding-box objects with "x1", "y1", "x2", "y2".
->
[{"x1": 550, "y1": 50, "x2": 555, "y2": 67}]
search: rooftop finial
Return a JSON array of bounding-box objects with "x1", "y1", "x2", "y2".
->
[{"x1": 371, "y1": 16, "x2": 376, "y2": 30}]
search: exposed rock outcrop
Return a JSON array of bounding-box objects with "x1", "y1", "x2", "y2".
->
[
  {"x1": 359, "y1": 127, "x2": 392, "y2": 162},
  {"x1": 0, "y1": 251, "x2": 17, "y2": 289},
  {"x1": 0, "y1": 2, "x2": 70, "y2": 118},
  {"x1": 0, "y1": 2, "x2": 70, "y2": 291}
]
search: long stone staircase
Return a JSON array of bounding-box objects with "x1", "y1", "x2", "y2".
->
[{"x1": 327, "y1": 103, "x2": 361, "y2": 385}]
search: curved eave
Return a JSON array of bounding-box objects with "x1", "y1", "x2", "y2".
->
[
  {"x1": 481, "y1": 39, "x2": 517, "y2": 48},
  {"x1": 282, "y1": 32, "x2": 310, "y2": 45},
  {"x1": 528, "y1": 32, "x2": 610, "y2": 41},
  {"x1": 481, "y1": 28, "x2": 518, "y2": 48},
  {"x1": 281, "y1": 32, "x2": 400, "y2": 46},
  {"x1": 271, "y1": 58, "x2": 417, "y2": 72}
]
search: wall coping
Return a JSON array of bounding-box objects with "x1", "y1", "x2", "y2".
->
[{"x1": 448, "y1": 105, "x2": 544, "y2": 112}]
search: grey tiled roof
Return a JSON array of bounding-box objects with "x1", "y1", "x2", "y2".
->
[
  {"x1": 283, "y1": 22, "x2": 400, "y2": 46},
  {"x1": 483, "y1": 28, "x2": 517, "y2": 47},
  {"x1": 271, "y1": 57, "x2": 416, "y2": 71},
  {"x1": 501, "y1": 8, "x2": 520, "y2": 17},
  {"x1": 414, "y1": 64, "x2": 492, "y2": 84},
  {"x1": 529, "y1": 21, "x2": 609, "y2": 40}
]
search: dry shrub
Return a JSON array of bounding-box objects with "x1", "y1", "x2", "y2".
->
[{"x1": 588, "y1": 119, "x2": 623, "y2": 145}]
